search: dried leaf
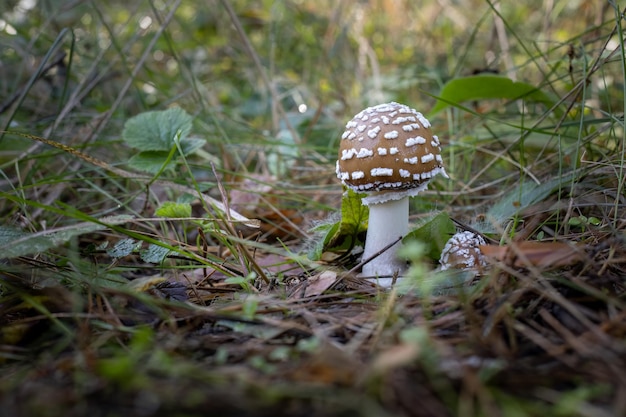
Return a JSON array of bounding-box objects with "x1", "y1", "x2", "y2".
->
[
  {"x1": 303, "y1": 271, "x2": 338, "y2": 297},
  {"x1": 370, "y1": 343, "x2": 421, "y2": 374},
  {"x1": 480, "y1": 241, "x2": 585, "y2": 268},
  {"x1": 287, "y1": 344, "x2": 358, "y2": 385},
  {"x1": 127, "y1": 276, "x2": 167, "y2": 292},
  {"x1": 289, "y1": 271, "x2": 338, "y2": 299},
  {"x1": 230, "y1": 174, "x2": 301, "y2": 237},
  {"x1": 229, "y1": 174, "x2": 274, "y2": 214}
]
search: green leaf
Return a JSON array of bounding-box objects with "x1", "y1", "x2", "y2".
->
[
  {"x1": 319, "y1": 189, "x2": 369, "y2": 255},
  {"x1": 177, "y1": 137, "x2": 206, "y2": 155},
  {"x1": 106, "y1": 238, "x2": 137, "y2": 258},
  {"x1": 307, "y1": 222, "x2": 338, "y2": 260},
  {"x1": 430, "y1": 75, "x2": 558, "y2": 115},
  {"x1": 339, "y1": 189, "x2": 369, "y2": 239},
  {"x1": 309, "y1": 189, "x2": 374, "y2": 260},
  {"x1": 155, "y1": 201, "x2": 192, "y2": 218},
  {"x1": 128, "y1": 151, "x2": 175, "y2": 173},
  {"x1": 0, "y1": 215, "x2": 133, "y2": 259},
  {"x1": 140, "y1": 244, "x2": 171, "y2": 264},
  {"x1": 0, "y1": 227, "x2": 53, "y2": 258},
  {"x1": 404, "y1": 211, "x2": 456, "y2": 261},
  {"x1": 122, "y1": 107, "x2": 193, "y2": 152},
  {"x1": 486, "y1": 172, "x2": 578, "y2": 225}
]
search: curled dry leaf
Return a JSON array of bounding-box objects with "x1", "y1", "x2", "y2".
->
[
  {"x1": 126, "y1": 276, "x2": 167, "y2": 292},
  {"x1": 289, "y1": 270, "x2": 338, "y2": 299},
  {"x1": 480, "y1": 241, "x2": 586, "y2": 268}
]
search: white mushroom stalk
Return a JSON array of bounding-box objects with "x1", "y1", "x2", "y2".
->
[
  {"x1": 336, "y1": 102, "x2": 448, "y2": 287},
  {"x1": 361, "y1": 195, "x2": 408, "y2": 284}
]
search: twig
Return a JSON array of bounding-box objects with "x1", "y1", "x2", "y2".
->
[{"x1": 349, "y1": 236, "x2": 403, "y2": 276}]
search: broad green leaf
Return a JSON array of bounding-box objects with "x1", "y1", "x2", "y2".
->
[
  {"x1": 128, "y1": 151, "x2": 174, "y2": 173},
  {"x1": 140, "y1": 244, "x2": 171, "y2": 264},
  {"x1": 339, "y1": 189, "x2": 369, "y2": 238},
  {"x1": 0, "y1": 215, "x2": 133, "y2": 259},
  {"x1": 307, "y1": 222, "x2": 338, "y2": 260},
  {"x1": 106, "y1": 238, "x2": 137, "y2": 258},
  {"x1": 329, "y1": 189, "x2": 369, "y2": 250},
  {"x1": 0, "y1": 227, "x2": 53, "y2": 258},
  {"x1": 155, "y1": 201, "x2": 192, "y2": 218},
  {"x1": 308, "y1": 189, "x2": 369, "y2": 260},
  {"x1": 122, "y1": 107, "x2": 193, "y2": 152},
  {"x1": 178, "y1": 137, "x2": 206, "y2": 155},
  {"x1": 430, "y1": 75, "x2": 558, "y2": 115},
  {"x1": 404, "y1": 211, "x2": 456, "y2": 261},
  {"x1": 487, "y1": 171, "x2": 578, "y2": 225}
]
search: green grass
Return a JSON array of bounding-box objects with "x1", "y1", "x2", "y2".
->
[{"x1": 1, "y1": 1, "x2": 625, "y2": 416}]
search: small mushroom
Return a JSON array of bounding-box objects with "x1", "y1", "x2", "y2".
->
[
  {"x1": 439, "y1": 231, "x2": 487, "y2": 271},
  {"x1": 336, "y1": 102, "x2": 448, "y2": 286}
]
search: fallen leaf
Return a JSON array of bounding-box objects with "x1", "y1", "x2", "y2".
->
[
  {"x1": 370, "y1": 343, "x2": 421, "y2": 374},
  {"x1": 289, "y1": 270, "x2": 338, "y2": 299},
  {"x1": 287, "y1": 343, "x2": 359, "y2": 385},
  {"x1": 480, "y1": 241, "x2": 585, "y2": 268},
  {"x1": 229, "y1": 174, "x2": 303, "y2": 238},
  {"x1": 303, "y1": 271, "x2": 338, "y2": 297},
  {"x1": 126, "y1": 276, "x2": 167, "y2": 291}
]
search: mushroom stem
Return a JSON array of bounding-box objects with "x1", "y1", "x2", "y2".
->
[{"x1": 361, "y1": 196, "x2": 409, "y2": 286}]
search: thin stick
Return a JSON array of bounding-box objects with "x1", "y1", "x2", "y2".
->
[{"x1": 349, "y1": 236, "x2": 403, "y2": 275}]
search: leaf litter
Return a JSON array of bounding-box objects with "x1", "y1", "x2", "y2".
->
[
  {"x1": 1, "y1": 3, "x2": 626, "y2": 416},
  {"x1": 3, "y1": 132, "x2": 625, "y2": 417},
  {"x1": 2, "y1": 196, "x2": 626, "y2": 416}
]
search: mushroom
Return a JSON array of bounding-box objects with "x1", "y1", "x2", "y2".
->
[
  {"x1": 336, "y1": 102, "x2": 448, "y2": 286},
  {"x1": 439, "y1": 231, "x2": 487, "y2": 271}
]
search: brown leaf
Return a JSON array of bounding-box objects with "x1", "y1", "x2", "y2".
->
[
  {"x1": 289, "y1": 270, "x2": 338, "y2": 299},
  {"x1": 229, "y1": 173, "x2": 303, "y2": 238},
  {"x1": 370, "y1": 343, "x2": 421, "y2": 374},
  {"x1": 480, "y1": 241, "x2": 585, "y2": 268},
  {"x1": 229, "y1": 174, "x2": 274, "y2": 213},
  {"x1": 286, "y1": 343, "x2": 359, "y2": 386}
]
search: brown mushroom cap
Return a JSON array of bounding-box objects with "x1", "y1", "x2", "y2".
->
[
  {"x1": 439, "y1": 231, "x2": 487, "y2": 271},
  {"x1": 336, "y1": 102, "x2": 447, "y2": 204}
]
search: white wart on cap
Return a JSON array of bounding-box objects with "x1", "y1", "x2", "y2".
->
[{"x1": 336, "y1": 102, "x2": 448, "y2": 205}]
